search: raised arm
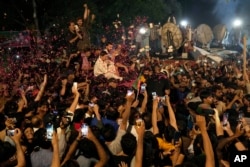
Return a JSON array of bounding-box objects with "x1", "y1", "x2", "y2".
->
[
  {"x1": 34, "y1": 74, "x2": 47, "y2": 102},
  {"x1": 68, "y1": 83, "x2": 80, "y2": 114},
  {"x1": 61, "y1": 131, "x2": 82, "y2": 166},
  {"x1": 196, "y1": 115, "x2": 215, "y2": 167},
  {"x1": 51, "y1": 131, "x2": 60, "y2": 167},
  {"x1": 120, "y1": 92, "x2": 135, "y2": 130},
  {"x1": 87, "y1": 127, "x2": 108, "y2": 167},
  {"x1": 134, "y1": 121, "x2": 145, "y2": 167},
  {"x1": 152, "y1": 98, "x2": 159, "y2": 135},
  {"x1": 213, "y1": 109, "x2": 224, "y2": 137},
  {"x1": 165, "y1": 95, "x2": 178, "y2": 131},
  {"x1": 11, "y1": 128, "x2": 26, "y2": 167},
  {"x1": 140, "y1": 90, "x2": 148, "y2": 113}
]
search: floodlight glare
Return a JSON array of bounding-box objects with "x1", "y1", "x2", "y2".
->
[
  {"x1": 233, "y1": 19, "x2": 242, "y2": 27},
  {"x1": 180, "y1": 20, "x2": 188, "y2": 27},
  {"x1": 139, "y1": 27, "x2": 146, "y2": 34}
]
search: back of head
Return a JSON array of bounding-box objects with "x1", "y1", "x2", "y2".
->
[
  {"x1": 143, "y1": 131, "x2": 159, "y2": 167},
  {"x1": 141, "y1": 111, "x2": 152, "y2": 130},
  {"x1": 0, "y1": 140, "x2": 17, "y2": 165},
  {"x1": 101, "y1": 124, "x2": 116, "y2": 142},
  {"x1": 33, "y1": 128, "x2": 51, "y2": 149},
  {"x1": 121, "y1": 133, "x2": 137, "y2": 155},
  {"x1": 78, "y1": 138, "x2": 98, "y2": 159},
  {"x1": 62, "y1": 159, "x2": 80, "y2": 167}
]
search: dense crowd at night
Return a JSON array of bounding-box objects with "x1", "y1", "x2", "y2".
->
[{"x1": 1, "y1": 2, "x2": 250, "y2": 167}]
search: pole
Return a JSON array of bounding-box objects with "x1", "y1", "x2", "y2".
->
[{"x1": 243, "y1": 35, "x2": 247, "y2": 79}]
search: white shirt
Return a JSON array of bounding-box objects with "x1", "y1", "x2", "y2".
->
[{"x1": 94, "y1": 57, "x2": 108, "y2": 76}]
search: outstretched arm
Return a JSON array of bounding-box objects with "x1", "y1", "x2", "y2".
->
[
  {"x1": 34, "y1": 74, "x2": 47, "y2": 102},
  {"x1": 196, "y1": 115, "x2": 215, "y2": 167}
]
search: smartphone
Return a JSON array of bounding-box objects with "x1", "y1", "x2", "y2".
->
[
  {"x1": 152, "y1": 92, "x2": 157, "y2": 99},
  {"x1": 173, "y1": 131, "x2": 181, "y2": 144},
  {"x1": 81, "y1": 124, "x2": 88, "y2": 136},
  {"x1": 88, "y1": 102, "x2": 94, "y2": 107},
  {"x1": 223, "y1": 113, "x2": 229, "y2": 126},
  {"x1": 46, "y1": 123, "x2": 54, "y2": 140},
  {"x1": 140, "y1": 84, "x2": 146, "y2": 94},
  {"x1": 7, "y1": 129, "x2": 15, "y2": 136},
  {"x1": 127, "y1": 90, "x2": 133, "y2": 96}
]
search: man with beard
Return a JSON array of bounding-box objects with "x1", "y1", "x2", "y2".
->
[{"x1": 212, "y1": 85, "x2": 226, "y2": 115}]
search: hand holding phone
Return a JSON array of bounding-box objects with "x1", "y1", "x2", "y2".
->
[
  {"x1": 152, "y1": 92, "x2": 157, "y2": 99},
  {"x1": 140, "y1": 84, "x2": 146, "y2": 94},
  {"x1": 223, "y1": 113, "x2": 229, "y2": 126},
  {"x1": 7, "y1": 129, "x2": 15, "y2": 136}
]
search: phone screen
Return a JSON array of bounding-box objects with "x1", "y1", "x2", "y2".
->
[
  {"x1": 46, "y1": 123, "x2": 54, "y2": 140},
  {"x1": 81, "y1": 124, "x2": 88, "y2": 136},
  {"x1": 140, "y1": 85, "x2": 146, "y2": 93},
  {"x1": 127, "y1": 90, "x2": 133, "y2": 96},
  {"x1": 7, "y1": 129, "x2": 15, "y2": 136},
  {"x1": 223, "y1": 113, "x2": 229, "y2": 126},
  {"x1": 152, "y1": 92, "x2": 157, "y2": 99}
]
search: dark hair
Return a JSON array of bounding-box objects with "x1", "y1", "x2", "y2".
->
[
  {"x1": 62, "y1": 159, "x2": 80, "y2": 167},
  {"x1": 121, "y1": 133, "x2": 137, "y2": 155},
  {"x1": 199, "y1": 89, "x2": 212, "y2": 101},
  {"x1": 0, "y1": 140, "x2": 16, "y2": 163},
  {"x1": 99, "y1": 51, "x2": 108, "y2": 57},
  {"x1": 78, "y1": 138, "x2": 98, "y2": 159},
  {"x1": 141, "y1": 112, "x2": 152, "y2": 130},
  {"x1": 33, "y1": 128, "x2": 51, "y2": 149},
  {"x1": 143, "y1": 131, "x2": 159, "y2": 167},
  {"x1": 101, "y1": 124, "x2": 116, "y2": 142}
]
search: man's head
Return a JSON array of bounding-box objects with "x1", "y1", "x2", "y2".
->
[
  {"x1": 76, "y1": 17, "x2": 83, "y2": 26},
  {"x1": 99, "y1": 51, "x2": 108, "y2": 61},
  {"x1": 199, "y1": 89, "x2": 213, "y2": 105},
  {"x1": 105, "y1": 42, "x2": 113, "y2": 52},
  {"x1": 68, "y1": 21, "x2": 76, "y2": 32},
  {"x1": 121, "y1": 133, "x2": 137, "y2": 155}
]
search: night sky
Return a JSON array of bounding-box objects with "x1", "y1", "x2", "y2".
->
[{"x1": 183, "y1": 0, "x2": 250, "y2": 29}]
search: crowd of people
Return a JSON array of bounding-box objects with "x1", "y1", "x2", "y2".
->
[{"x1": 1, "y1": 3, "x2": 250, "y2": 167}]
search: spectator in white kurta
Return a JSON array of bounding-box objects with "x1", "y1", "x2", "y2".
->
[{"x1": 94, "y1": 51, "x2": 123, "y2": 81}]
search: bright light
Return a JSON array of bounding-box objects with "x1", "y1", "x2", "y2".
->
[
  {"x1": 180, "y1": 20, "x2": 188, "y2": 27},
  {"x1": 139, "y1": 27, "x2": 146, "y2": 34},
  {"x1": 233, "y1": 19, "x2": 242, "y2": 27}
]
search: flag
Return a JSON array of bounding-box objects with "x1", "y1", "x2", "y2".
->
[{"x1": 132, "y1": 73, "x2": 143, "y2": 91}]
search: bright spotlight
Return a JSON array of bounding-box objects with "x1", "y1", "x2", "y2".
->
[
  {"x1": 233, "y1": 19, "x2": 242, "y2": 27},
  {"x1": 180, "y1": 20, "x2": 188, "y2": 27},
  {"x1": 139, "y1": 27, "x2": 146, "y2": 35}
]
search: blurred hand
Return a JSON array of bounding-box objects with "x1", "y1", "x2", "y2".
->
[
  {"x1": 72, "y1": 83, "x2": 79, "y2": 95},
  {"x1": 118, "y1": 161, "x2": 128, "y2": 167},
  {"x1": 134, "y1": 120, "x2": 145, "y2": 137},
  {"x1": 11, "y1": 128, "x2": 22, "y2": 143},
  {"x1": 125, "y1": 91, "x2": 135, "y2": 102},
  {"x1": 51, "y1": 131, "x2": 58, "y2": 147},
  {"x1": 195, "y1": 115, "x2": 206, "y2": 130},
  {"x1": 234, "y1": 123, "x2": 244, "y2": 137}
]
